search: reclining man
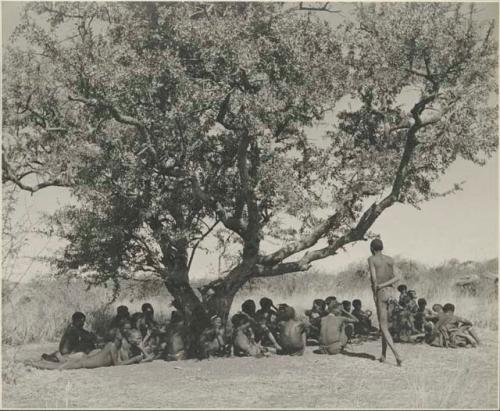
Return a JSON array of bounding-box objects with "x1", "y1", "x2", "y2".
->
[{"x1": 30, "y1": 329, "x2": 149, "y2": 370}]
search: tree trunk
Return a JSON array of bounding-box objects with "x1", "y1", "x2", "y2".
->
[
  {"x1": 201, "y1": 259, "x2": 257, "y2": 327},
  {"x1": 161, "y1": 244, "x2": 211, "y2": 358}
]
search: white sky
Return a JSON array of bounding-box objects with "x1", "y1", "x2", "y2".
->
[{"x1": 2, "y1": 1, "x2": 499, "y2": 282}]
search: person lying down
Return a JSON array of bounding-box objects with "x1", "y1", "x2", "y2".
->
[{"x1": 26, "y1": 329, "x2": 151, "y2": 370}]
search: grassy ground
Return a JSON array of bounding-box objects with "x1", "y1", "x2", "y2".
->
[{"x1": 2, "y1": 330, "x2": 498, "y2": 409}]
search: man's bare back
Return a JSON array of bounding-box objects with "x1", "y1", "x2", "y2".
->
[{"x1": 368, "y1": 253, "x2": 395, "y2": 286}]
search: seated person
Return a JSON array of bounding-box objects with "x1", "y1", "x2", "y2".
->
[
  {"x1": 351, "y1": 299, "x2": 376, "y2": 336},
  {"x1": 397, "y1": 296, "x2": 417, "y2": 342},
  {"x1": 397, "y1": 284, "x2": 408, "y2": 306},
  {"x1": 414, "y1": 298, "x2": 434, "y2": 333},
  {"x1": 108, "y1": 305, "x2": 131, "y2": 341},
  {"x1": 428, "y1": 303, "x2": 480, "y2": 348},
  {"x1": 324, "y1": 296, "x2": 337, "y2": 309},
  {"x1": 341, "y1": 300, "x2": 352, "y2": 314},
  {"x1": 242, "y1": 299, "x2": 257, "y2": 317},
  {"x1": 305, "y1": 299, "x2": 327, "y2": 342},
  {"x1": 199, "y1": 315, "x2": 230, "y2": 359},
  {"x1": 41, "y1": 312, "x2": 98, "y2": 363},
  {"x1": 165, "y1": 310, "x2": 188, "y2": 361},
  {"x1": 431, "y1": 304, "x2": 444, "y2": 318},
  {"x1": 256, "y1": 297, "x2": 278, "y2": 317},
  {"x1": 256, "y1": 297, "x2": 279, "y2": 335},
  {"x1": 231, "y1": 313, "x2": 265, "y2": 358},
  {"x1": 136, "y1": 303, "x2": 159, "y2": 338},
  {"x1": 406, "y1": 290, "x2": 419, "y2": 314},
  {"x1": 315, "y1": 302, "x2": 358, "y2": 355},
  {"x1": 277, "y1": 306, "x2": 306, "y2": 356},
  {"x1": 31, "y1": 329, "x2": 147, "y2": 370},
  {"x1": 240, "y1": 300, "x2": 282, "y2": 352}
]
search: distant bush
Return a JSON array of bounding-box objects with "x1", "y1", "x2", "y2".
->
[{"x1": 2, "y1": 258, "x2": 497, "y2": 345}]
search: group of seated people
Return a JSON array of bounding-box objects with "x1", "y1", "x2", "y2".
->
[
  {"x1": 29, "y1": 287, "x2": 480, "y2": 370},
  {"x1": 387, "y1": 284, "x2": 480, "y2": 348}
]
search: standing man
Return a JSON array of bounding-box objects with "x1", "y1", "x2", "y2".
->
[{"x1": 368, "y1": 238, "x2": 403, "y2": 366}]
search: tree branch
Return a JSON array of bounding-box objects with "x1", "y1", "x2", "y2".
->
[
  {"x1": 191, "y1": 175, "x2": 247, "y2": 237},
  {"x1": 258, "y1": 211, "x2": 342, "y2": 266},
  {"x1": 2, "y1": 152, "x2": 70, "y2": 193},
  {"x1": 255, "y1": 91, "x2": 439, "y2": 278},
  {"x1": 68, "y1": 95, "x2": 158, "y2": 158},
  {"x1": 187, "y1": 220, "x2": 220, "y2": 272}
]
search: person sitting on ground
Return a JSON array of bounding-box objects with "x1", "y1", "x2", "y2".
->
[
  {"x1": 31, "y1": 329, "x2": 148, "y2": 370},
  {"x1": 41, "y1": 312, "x2": 98, "y2": 363},
  {"x1": 110, "y1": 305, "x2": 130, "y2": 329},
  {"x1": 165, "y1": 310, "x2": 188, "y2": 361},
  {"x1": 397, "y1": 284, "x2": 408, "y2": 307},
  {"x1": 305, "y1": 299, "x2": 327, "y2": 343},
  {"x1": 314, "y1": 302, "x2": 358, "y2": 355},
  {"x1": 341, "y1": 300, "x2": 352, "y2": 314},
  {"x1": 429, "y1": 303, "x2": 480, "y2": 348},
  {"x1": 231, "y1": 313, "x2": 266, "y2": 357},
  {"x1": 276, "y1": 305, "x2": 307, "y2": 356},
  {"x1": 431, "y1": 303, "x2": 444, "y2": 317},
  {"x1": 341, "y1": 300, "x2": 355, "y2": 341},
  {"x1": 397, "y1": 295, "x2": 417, "y2": 342},
  {"x1": 108, "y1": 305, "x2": 131, "y2": 341},
  {"x1": 256, "y1": 297, "x2": 278, "y2": 318},
  {"x1": 406, "y1": 290, "x2": 419, "y2": 314},
  {"x1": 199, "y1": 315, "x2": 230, "y2": 359},
  {"x1": 240, "y1": 300, "x2": 282, "y2": 352},
  {"x1": 324, "y1": 296, "x2": 337, "y2": 309},
  {"x1": 256, "y1": 297, "x2": 279, "y2": 336},
  {"x1": 242, "y1": 299, "x2": 257, "y2": 317},
  {"x1": 136, "y1": 303, "x2": 159, "y2": 338},
  {"x1": 351, "y1": 299, "x2": 376, "y2": 336},
  {"x1": 414, "y1": 298, "x2": 434, "y2": 333}
]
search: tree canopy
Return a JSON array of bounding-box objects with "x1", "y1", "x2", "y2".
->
[{"x1": 3, "y1": 2, "x2": 497, "y2": 320}]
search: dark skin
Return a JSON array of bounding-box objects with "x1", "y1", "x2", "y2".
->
[
  {"x1": 368, "y1": 247, "x2": 402, "y2": 366},
  {"x1": 29, "y1": 330, "x2": 147, "y2": 370}
]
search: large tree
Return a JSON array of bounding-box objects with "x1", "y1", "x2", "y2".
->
[{"x1": 3, "y1": 2, "x2": 497, "y2": 340}]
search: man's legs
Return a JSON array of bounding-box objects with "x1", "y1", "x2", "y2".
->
[{"x1": 377, "y1": 298, "x2": 402, "y2": 365}]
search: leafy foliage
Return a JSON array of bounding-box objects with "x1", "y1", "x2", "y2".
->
[{"x1": 2, "y1": 3, "x2": 497, "y2": 311}]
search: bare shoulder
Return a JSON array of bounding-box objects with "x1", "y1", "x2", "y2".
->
[{"x1": 384, "y1": 254, "x2": 394, "y2": 264}]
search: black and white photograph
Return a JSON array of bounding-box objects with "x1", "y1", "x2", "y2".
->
[{"x1": 1, "y1": 1, "x2": 498, "y2": 409}]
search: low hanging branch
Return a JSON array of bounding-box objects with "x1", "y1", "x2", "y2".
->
[{"x1": 253, "y1": 93, "x2": 438, "y2": 278}]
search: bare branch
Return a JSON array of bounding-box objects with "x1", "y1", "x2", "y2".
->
[
  {"x1": 258, "y1": 211, "x2": 342, "y2": 266},
  {"x1": 2, "y1": 152, "x2": 70, "y2": 193}
]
